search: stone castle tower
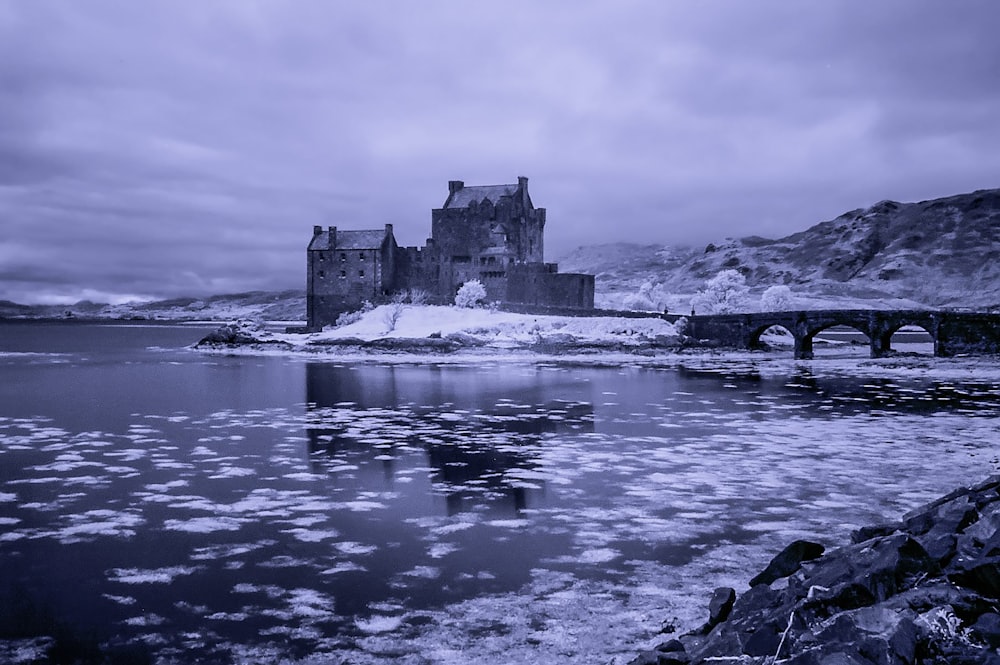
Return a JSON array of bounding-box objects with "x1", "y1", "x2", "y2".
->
[{"x1": 306, "y1": 177, "x2": 594, "y2": 328}]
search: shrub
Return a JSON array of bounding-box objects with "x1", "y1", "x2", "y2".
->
[
  {"x1": 383, "y1": 302, "x2": 405, "y2": 332},
  {"x1": 760, "y1": 285, "x2": 794, "y2": 312},
  {"x1": 334, "y1": 301, "x2": 374, "y2": 328},
  {"x1": 406, "y1": 289, "x2": 430, "y2": 305},
  {"x1": 455, "y1": 280, "x2": 487, "y2": 308},
  {"x1": 690, "y1": 270, "x2": 750, "y2": 314}
]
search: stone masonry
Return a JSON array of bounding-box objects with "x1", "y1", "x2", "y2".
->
[{"x1": 306, "y1": 177, "x2": 595, "y2": 328}]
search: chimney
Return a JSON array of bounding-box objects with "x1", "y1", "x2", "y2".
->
[
  {"x1": 328, "y1": 226, "x2": 337, "y2": 248},
  {"x1": 384, "y1": 223, "x2": 393, "y2": 238},
  {"x1": 313, "y1": 225, "x2": 322, "y2": 236},
  {"x1": 517, "y1": 176, "x2": 528, "y2": 189},
  {"x1": 448, "y1": 180, "x2": 464, "y2": 194}
]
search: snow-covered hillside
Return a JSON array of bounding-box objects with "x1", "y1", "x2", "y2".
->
[
  {"x1": 558, "y1": 187, "x2": 1000, "y2": 311},
  {"x1": 0, "y1": 290, "x2": 306, "y2": 322}
]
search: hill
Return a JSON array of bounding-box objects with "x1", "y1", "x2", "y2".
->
[
  {"x1": 0, "y1": 290, "x2": 306, "y2": 322},
  {"x1": 558, "y1": 188, "x2": 1000, "y2": 311}
]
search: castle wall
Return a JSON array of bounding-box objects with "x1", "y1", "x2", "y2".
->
[
  {"x1": 506, "y1": 263, "x2": 595, "y2": 309},
  {"x1": 306, "y1": 178, "x2": 594, "y2": 320},
  {"x1": 306, "y1": 226, "x2": 397, "y2": 328}
]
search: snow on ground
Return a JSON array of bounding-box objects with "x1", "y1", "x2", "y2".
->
[
  {"x1": 321, "y1": 305, "x2": 674, "y2": 342},
  {"x1": 253, "y1": 305, "x2": 680, "y2": 352}
]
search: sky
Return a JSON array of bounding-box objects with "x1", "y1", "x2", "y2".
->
[{"x1": 2, "y1": 1, "x2": 999, "y2": 304}]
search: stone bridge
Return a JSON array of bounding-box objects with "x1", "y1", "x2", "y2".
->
[{"x1": 666, "y1": 310, "x2": 1000, "y2": 359}]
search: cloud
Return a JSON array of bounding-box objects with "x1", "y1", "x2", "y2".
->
[{"x1": 1, "y1": 0, "x2": 998, "y2": 302}]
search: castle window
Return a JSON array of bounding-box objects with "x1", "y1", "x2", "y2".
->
[
  {"x1": 340, "y1": 253, "x2": 346, "y2": 261},
  {"x1": 359, "y1": 253, "x2": 365, "y2": 261},
  {"x1": 339, "y1": 270, "x2": 346, "y2": 278},
  {"x1": 359, "y1": 270, "x2": 365, "y2": 277},
  {"x1": 453, "y1": 255, "x2": 471, "y2": 264},
  {"x1": 318, "y1": 270, "x2": 325, "y2": 278}
]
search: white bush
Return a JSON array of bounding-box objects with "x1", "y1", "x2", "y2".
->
[
  {"x1": 760, "y1": 285, "x2": 794, "y2": 312},
  {"x1": 455, "y1": 280, "x2": 487, "y2": 308},
  {"x1": 690, "y1": 269, "x2": 750, "y2": 314},
  {"x1": 334, "y1": 301, "x2": 374, "y2": 327},
  {"x1": 623, "y1": 281, "x2": 669, "y2": 312},
  {"x1": 382, "y1": 302, "x2": 405, "y2": 332},
  {"x1": 406, "y1": 288, "x2": 430, "y2": 305}
]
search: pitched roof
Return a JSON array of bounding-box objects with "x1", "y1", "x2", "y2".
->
[
  {"x1": 309, "y1": 229, "x2": 388, "y2": 251},
  {"x1": 444, "y1": 183, "x2": 518, "y2": 209}
]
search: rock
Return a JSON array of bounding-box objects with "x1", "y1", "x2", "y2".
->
[
  {"x1": 706, "y1": 587, "x2": 736, "y2": 628},
  {"x1": 971, "y1": 612, "x2": 1000, "y2": 649},
  {"x1": 653, "y1": 639, "x2": 690, "y2": 664},
  {"x1": 887, "y1": 615, "x2": 919, "y2": 663},
  {"x1": 912, "y1": 496, "x2": 978, "y2": 564},
  {"x1": 851, "y1": 523, "x2": 899, "y2": 544},
  {"x1": 626, "y1": 650, "x2": 660, "y2": 665},
  {"x1": 805, "y1": 535, "x2": 938, "y2": 612},
  {"x1": 655, "y1": 638, "x2": 686, "y2": 654},
  {"x1": 750, "y1": 540, "x2": 825, "y2": 587},
  {"x1": 948, "y1": 557, "x2": 1000, "y2": 598},
  {"x1": 741, "y1": 620, "x2": 783, "y2": 656},
  {"x1": 636, "y1": 480, "x2": 1000, "y2": 665}
]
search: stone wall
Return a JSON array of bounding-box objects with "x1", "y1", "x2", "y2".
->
[{"x1": 506, "y1": 263, "x2": 595, "y2": 309}]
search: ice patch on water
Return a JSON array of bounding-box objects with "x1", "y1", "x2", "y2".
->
[
  {"x1": 109, "y1": 566, "x2": 200, "y2": 584},
  {"x1": 428, "y1": 542, "x2": 459, "y2": 559},
  {"x1": 124, "y1": 613, "x2": 166, "y2": 626},
  {"x1": 207, "y1": 611, "x2": 249, "y2": 621},
  {"x1": 102, "y1": 594, "x2": 137, "y2": 606},
  {"x1": 576, "y1": 548, "x2": 621, "y2": 564},
  {"x1": 402, "y1": 566, "x2": 440, "y2": 579},
  {"x1": 58, "y1": 510, "x2": 144, "y2": 542},
  {"x1": 287, "y1": 588, "x2": 335, "y2": 619},
  {"x1": 163, "y1": 516, "x2": 245, "y2": 533},
  {"x1": 335, "y1": 541, "x2": 378, "y2": 556},
  {"x1": 284, "y1": 472, "x2": 321, "y2": 481},
  {"x1": 285, "y1": 528, "x2": 340, "y2": 543},
  {"x1": 209, "y1": 466, "x2": 256, "y2": 479},
  {"x1": 321, "y1": 562, "x2": 366, "y2": 575},
  {"x1": 356, "y1": 615, "x2": 403, "y2": 633},
  {"x1": 486, "y1": 519, "x2": 528, "y2": 529},
  {"x1": 338, "y1": 500, "x2": 387, "y2": 512}
]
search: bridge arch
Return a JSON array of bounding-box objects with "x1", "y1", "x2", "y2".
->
[
  {"x1": 801, "y1": 321, "x2": 874, "y2": 359},
  {"x1": 748, "y1": 323, "x2": 795, "y2": 351},
  {"x1": 873, "y1": 317, "x2": 937, "y2": 357}
]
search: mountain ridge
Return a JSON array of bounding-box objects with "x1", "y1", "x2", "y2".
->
[{"x1": 558, "y1": 187, "x2": 1000, "y2": 310}]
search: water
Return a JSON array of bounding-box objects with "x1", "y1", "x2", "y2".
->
[{"x1": 1, "y1": 322, "x2": 998, "y2": 664}]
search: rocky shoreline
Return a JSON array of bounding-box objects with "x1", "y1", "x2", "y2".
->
[{"x1": 633, "y1": 476, "x2": 1000, "y2": 664}]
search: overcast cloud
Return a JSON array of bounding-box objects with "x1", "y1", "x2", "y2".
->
[{"x1": 1, "y1": 1, "x2": 999, "y2": 303}]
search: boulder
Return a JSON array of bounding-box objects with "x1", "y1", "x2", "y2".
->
[
  {"x1": 706, "y1": 587, "x2": 736, "y2": 628},
  {"x1": 750, "y1": 540, "x2": 825, "y2": 587},
  {"x1": 971, "y1": 612, "x2": 1000, "y2": 649},
  {"x1": 948, "y1": 557, "x2": 1000, "y2": 598}
]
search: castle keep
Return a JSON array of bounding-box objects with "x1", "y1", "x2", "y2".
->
[{"x1": 307, "y1": 177, "x2": 594, "y2": 328}]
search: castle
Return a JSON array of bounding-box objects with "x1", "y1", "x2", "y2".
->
[{"x1": 306, "y1": 177, "x2": 595, "y2": 328}]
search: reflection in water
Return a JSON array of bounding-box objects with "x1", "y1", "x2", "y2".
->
[
  {"x1": 2, "y1": 323, "x2": 1000, "y2": 664},
  {"x1": 304, "y1": 363, "x2": 595, "y2": 516}
]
